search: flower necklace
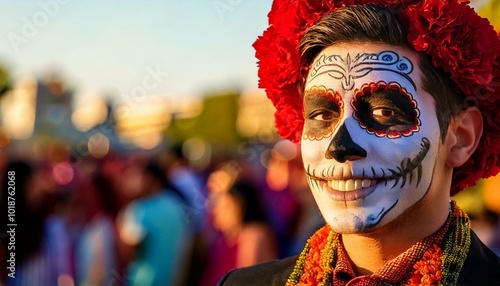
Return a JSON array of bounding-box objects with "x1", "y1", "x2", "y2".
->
[{"x1": 286, "y1": 201, "x2": 471, "y2": 286}]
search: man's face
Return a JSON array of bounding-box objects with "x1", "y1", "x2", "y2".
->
[{"x1": 301, "y1": 43, "x2": 442, "y2": 233}]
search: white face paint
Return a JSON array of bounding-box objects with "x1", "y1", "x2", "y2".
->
[{"x1": 301, "y1": 43, "x2": 442, "y2": 233}]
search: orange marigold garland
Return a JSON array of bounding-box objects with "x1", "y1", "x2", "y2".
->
[
  {"x1": 286, "y1": 225, "x2": 339, "y2": 286},
  {"x1": 408, "y1": 244, "x2": 443, "y2": 285},
  {"x1": 286, "y1": 201, "x2": 471, "y2": 286}
]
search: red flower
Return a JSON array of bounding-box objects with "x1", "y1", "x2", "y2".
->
[
  {"x1": 403, "y1": 0, "x2": 498, "y2": 99},
  {"x1": 274, "y1": 92, "x2": 304, "y2": 143}
]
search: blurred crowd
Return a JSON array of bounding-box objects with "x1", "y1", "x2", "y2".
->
[
  {"x1": 0, "y1": 139, "x2": 324, "y2": 286},
  {"x1": 1, "y1": 138, "x2": 499, "y2": 286}
]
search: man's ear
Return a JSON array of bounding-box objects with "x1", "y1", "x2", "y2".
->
[{"x1": 446, "y1": 107, "x2": 483, "y2": 167}]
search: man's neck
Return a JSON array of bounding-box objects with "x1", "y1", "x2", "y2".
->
[{"x1": 341, "y1": 198, "x2": 450, "y2": 276}]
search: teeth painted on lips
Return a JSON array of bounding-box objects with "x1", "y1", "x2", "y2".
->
[{"x1": 325, "y1": 178, "x2": 378, "y2": 192}]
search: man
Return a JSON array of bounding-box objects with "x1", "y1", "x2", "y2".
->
[{"x1": 219, "y1": 1, "x2": 500, "y2": 285}]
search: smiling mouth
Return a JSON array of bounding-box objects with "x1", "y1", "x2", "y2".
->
[
  {"x1": 305, "y1": 137, "x2": 431, "y2": 197},
  {"x1": 321, "y1": 178, "x2": 377, "y2": 192},
  {"x1": 306, "y1": 174, "x2": 380, "y2": 201}
]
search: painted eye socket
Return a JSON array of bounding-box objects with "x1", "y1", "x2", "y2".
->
[
  {"x1": 352, "y1": 81, "x2": 420, "y2": 138},
  {"x1": 303, "y1": 86, "x2": 344, "y2": 140}
]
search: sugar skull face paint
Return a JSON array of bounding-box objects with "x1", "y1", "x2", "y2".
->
[{"x1": 301, "y1": 43, "x2": 442, "y2": 233}]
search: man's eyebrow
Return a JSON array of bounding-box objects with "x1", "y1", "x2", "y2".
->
[
  {"x1": 362, "y1": 92, "x2": 410, "y2": 106},
  {"x1": 309, "y1": 51, "x2": 416, "y2": 91},
  {"x1": 356, "y1": 91, "x2": 418, "y2": 120}
]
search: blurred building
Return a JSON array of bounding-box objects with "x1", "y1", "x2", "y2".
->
[
  {"x1": 114, "y1": 95, "x2": 171, "y2": 150},
  {"x1": 33, "y1": 74, "x2": 79, "y2": 141},
  {"x1": 0, "y1": 76, "x2": 37, "y2": 141},
  {"x1": 0, "y1": 71, "x2": 278, "y2": 162}
]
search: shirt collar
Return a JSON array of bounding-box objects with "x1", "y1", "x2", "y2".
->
[{"x1": 332, "y1": 214, "x2": 451, "y2": 284}]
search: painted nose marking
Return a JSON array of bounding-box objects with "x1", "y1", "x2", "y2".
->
[{"x1": 326, "y1": 123, "x2": 367, "y2": 163}]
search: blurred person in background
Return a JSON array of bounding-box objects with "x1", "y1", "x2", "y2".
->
[
  {"x1": 201, "y1": 161, "x2": 278, "y2": 286},
  {"x1": 160, "y1": 144, "x2": 208, "y2": 286},
  {"x1": 161, "y1": 144, "x2": 206, "y2": 232},
  {"x1": 1, "y1": 160, "x2": 73, "y2": 286},
  {"x1": 280, "y1": 143, "x2": 324, "y2": 257},
  {"x1": 118, "y1": 161, "x2": 191, "y2": 286},
  {"x1": 263, "y1": 140, "x2": 323, "y2": 258},
  {"x1": 72, "y1": 170, "x2": 120, "y2": 286}
]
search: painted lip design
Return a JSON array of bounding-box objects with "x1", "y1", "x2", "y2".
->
[{"x1": 305, "y1": 137, "x2": 431, "y2": 201}]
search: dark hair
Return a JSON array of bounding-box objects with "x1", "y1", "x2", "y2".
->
[
  {"x1": 169, "y1": 143, "x2": 185, "y2": 160},
  {"x1": 228, "y1": 180, "x2": 266, "y2": 224},
  {"x1": 91, "y1": 172, "x2": 120, "y2": 218},
  {"x1": 143, "y1": 161, "x2": 188, "y2": 203},
  {"x1": 144, "y1": 162, "x2": 168, "y2": 185},
  {"x1": 299, "y1": 4, "x2": 467, "y2": 140}
]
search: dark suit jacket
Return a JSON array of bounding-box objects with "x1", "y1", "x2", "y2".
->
[{"x1": 218, "y1": 231, "x2": 500, "y2": 286}]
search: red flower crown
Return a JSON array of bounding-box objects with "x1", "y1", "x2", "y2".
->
[{"x1": 254, "y1": 0, "x2": 500, "y2": 195}]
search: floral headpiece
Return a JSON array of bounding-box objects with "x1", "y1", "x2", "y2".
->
[{"x1": 254, "y1": 0, "x2": 500, "y2": 195}]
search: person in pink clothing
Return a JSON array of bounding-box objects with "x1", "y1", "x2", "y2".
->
[{"x1": 202, "y1": 162, "x2": 278, "y2": 286}]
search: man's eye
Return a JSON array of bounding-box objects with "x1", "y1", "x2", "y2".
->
[
  {"x1": 372, "y1": 108, "x2": 395, "y2": 118},
  {"x1": 369, "y1": 106, "x2": 413, "y2": 127},
  {"x1": 312, "y1": 112, "x2": 336, "y2": 121}
]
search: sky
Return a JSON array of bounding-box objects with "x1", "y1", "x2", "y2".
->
[
  {"x1": 0, "y1": 0, "x2": 492, "y2": 106},
  {"x1": 0, "y1": 0, "x2": 273, "y2": 104}
]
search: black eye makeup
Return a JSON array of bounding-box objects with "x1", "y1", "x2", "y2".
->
[
  {"x1": 352, "y1": 81, "x2": 421, "y2": 138},
  {"x1": 303, "y1": 86, "x2": 344, "y2": 140}
]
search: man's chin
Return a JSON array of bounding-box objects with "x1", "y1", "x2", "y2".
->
[
  {"x1": 320, "y1": 200, "x2": 399, "y2": 233},
  {"x1": 324, "y1": 214, "x2": 382, "y2": 234},
  {"x1": 327, "y1": 202, "x2": 425, "y2": 236}
]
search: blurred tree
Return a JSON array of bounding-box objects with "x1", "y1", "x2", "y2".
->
[
  {"x1": 0, "y1": 65, "x2": 12, "y2": 98},
  {"x1": 167, "y1": 91, "x2": 242, "y2": 145}
]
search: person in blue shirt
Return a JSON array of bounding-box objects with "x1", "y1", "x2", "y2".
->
[{"x1": 119, "y1": 162, "x2": 192, "y2": 286}]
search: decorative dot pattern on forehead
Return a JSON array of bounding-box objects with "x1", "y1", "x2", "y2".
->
[
  {"x1": 303, "y1": 86, "x2": 344, "y2": 141},
  {"x1": 308, "y1": 51, "x2": 415, "y2": 92},
  {"x1": 352, "y1": 81, "x2": 421, "y2": 139}
]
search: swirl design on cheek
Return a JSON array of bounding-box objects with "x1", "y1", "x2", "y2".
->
[
  {"x1": 303, "y1": 86, "x2": 344, "y2": 140},
  {"x1": 352, "y1": 81, "x2": 421, "y2": 138}
]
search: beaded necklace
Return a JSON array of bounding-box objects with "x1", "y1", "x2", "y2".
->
[{"x1": 286, "y1": 201, "x2": 471, "y2": 286}]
